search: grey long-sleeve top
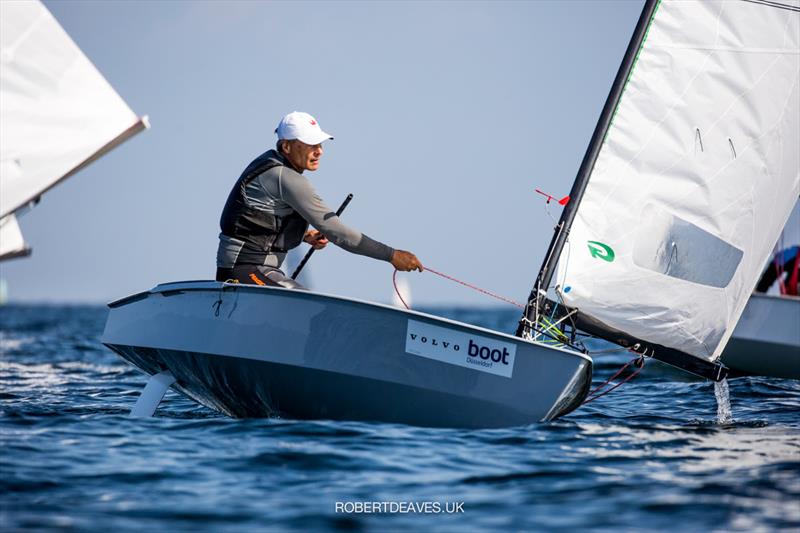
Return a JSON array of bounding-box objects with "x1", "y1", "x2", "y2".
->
[{"x1": 216, "y1": 150, "x2": 394, "y2": 269}]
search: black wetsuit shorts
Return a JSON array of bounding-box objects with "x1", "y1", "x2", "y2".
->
[{"x1": 215, "y1": 265, "x2": 305, "y2": 290}]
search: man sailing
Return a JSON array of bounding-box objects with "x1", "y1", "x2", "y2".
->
[{"x1": 216, "y1": 111, "x2": 422, "y2": 288}]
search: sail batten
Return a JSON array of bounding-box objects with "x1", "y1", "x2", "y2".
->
[{"x1": 539, "y1": 0, "x2": 799, "y2": 368}]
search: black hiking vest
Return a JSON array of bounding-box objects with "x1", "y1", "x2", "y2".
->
[{"x1": 219, "y1": 151, "x2": 309, "y2": 265}]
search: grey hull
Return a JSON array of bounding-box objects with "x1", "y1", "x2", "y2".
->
[
  {"x1": 102, "y1": 281, "x2": 593, "y2": 428},
  {"x1": 722, "y1": 293, "x2": 800, "y2": 379}
]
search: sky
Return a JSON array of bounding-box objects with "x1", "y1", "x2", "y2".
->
[{"x1": 2, "y1": 0, "x2": 646, "y2": 305}]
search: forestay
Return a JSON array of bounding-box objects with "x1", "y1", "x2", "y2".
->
[
  {"x1": 0, "y1": 0, "x2": 147, "y2": 257},
  {"x1": 554, "y1": 0, "x2": 800, "y2": 362}
]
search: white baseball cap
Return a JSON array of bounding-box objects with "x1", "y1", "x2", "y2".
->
[{"x1": 275, "y1": 111, "x2": 334, "y2": 145}]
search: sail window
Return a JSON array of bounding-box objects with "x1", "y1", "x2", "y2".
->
[{"x1": 633, "y1": 205, "x2": 743, "y2": 288}]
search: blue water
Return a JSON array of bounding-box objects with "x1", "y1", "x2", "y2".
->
[{"x1": 1, "y1": 305, "x2": 798, "y2": 531}]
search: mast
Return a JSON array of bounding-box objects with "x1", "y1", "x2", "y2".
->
[{"x1": 516, "y1": 0, "x2": 659, "y2": 338}]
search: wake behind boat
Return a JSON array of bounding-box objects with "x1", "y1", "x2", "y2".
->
[{"x1": 102, "y1": 281, "x2": 591, "y2": 427}]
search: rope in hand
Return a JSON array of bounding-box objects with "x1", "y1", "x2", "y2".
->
[{"x1": 392, "y1": 268, "x2": 525, "y2": 310}]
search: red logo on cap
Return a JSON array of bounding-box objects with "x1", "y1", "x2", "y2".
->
[{"x1": 310, "y1": 119, "x2": 317, "y2": 125}]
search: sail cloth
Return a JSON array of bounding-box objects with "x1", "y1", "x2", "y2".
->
[
  {"x1": 555, "y1": 0, "x2": 800, "y2": 362},
  {"x1": 0, "y1": 214, "x2": 29, "y2": 260},
  {"x1": 0, "y1": 0, "x2": 147, "y2": 255}
]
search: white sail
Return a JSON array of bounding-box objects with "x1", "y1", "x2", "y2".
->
[
  {"x1": 0, "y1": 0, "x2": 147, "y2": 248},
  {"x1": 283, "y1": 247, "x2": 313, "y2": 289},
  {"x1": 0, "y1": 214, "x2": 29, "y2": 261},
  {"x1": 556, "y1": 0, "x2": 800, "y2": 362}
]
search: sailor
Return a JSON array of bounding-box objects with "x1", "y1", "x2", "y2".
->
[
  {"x1": 215, "y1": 111, "x2": 423, "y2": 288},
  {"x1": 755, "y1": 245, "x2": 799, "y2": 296}
]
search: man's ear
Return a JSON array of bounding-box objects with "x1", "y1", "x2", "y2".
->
[{"x1": 281, "y1": 140, "x2": 292, "y2": 155}]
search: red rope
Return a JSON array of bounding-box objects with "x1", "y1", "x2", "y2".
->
[
  {"x1": 424, "y1": 267, "x2": 525, "y2": 309},
  {"x1": 392, "y1": 269, "x2": 411, "y2": 309},
  {"x1": 582, "y1": 355, "x2": 645, "y2": 404},
  {"x1": 393, "y1": 268, "x2": 525, "y2": 310}
]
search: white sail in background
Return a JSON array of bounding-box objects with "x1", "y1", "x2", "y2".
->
[
  {"x1": 0, "y1": 0, "x2": 148, "y2": 260},
  {"x1": 0, "y1": 214, "x2": 28, "y2": 260},
  {"x1": 283, "y1": 247, "x2": 313, "y2": 289},
  {"x1": 392, "y1": 276, "x2": 413, "y2": 309},
  {"x1": 556, "y1": 0, "x2": 800, "y2": 361}
]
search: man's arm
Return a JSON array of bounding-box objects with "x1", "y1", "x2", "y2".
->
[{"x1": 278, "y1": 168, "x2": 394, "y2": 261}]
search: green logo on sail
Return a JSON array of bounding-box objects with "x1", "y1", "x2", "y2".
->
[{"x1": 587, "y1": 241, "x2": 615, "y2": 262}]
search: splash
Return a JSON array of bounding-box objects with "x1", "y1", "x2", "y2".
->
[{"x1": 714, "y1": 378, "x2": 732, "y2": 424}]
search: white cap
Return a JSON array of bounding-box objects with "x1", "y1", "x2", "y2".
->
[{"x1": 275, "y1": 111, "x2": 334, "y2": 145}]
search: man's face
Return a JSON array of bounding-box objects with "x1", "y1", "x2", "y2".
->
[{"x1": 283, "y1": 140, "x2": 324, "y2": 173}]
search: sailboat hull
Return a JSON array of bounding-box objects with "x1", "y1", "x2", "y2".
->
[
  {"x1": 722, "y1": 294, "x2": 800, "y2": 379},
  {"x1": 102, "y1": 281, "x2": 592, "y2": 428}
]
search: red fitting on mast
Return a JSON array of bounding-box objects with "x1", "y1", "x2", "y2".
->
[{"x1": 535, "y1": 188, "x2": 570, "y2": 206}]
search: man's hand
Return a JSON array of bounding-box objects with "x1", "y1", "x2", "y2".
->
[
  {"x1": 304, "y1": 230, "x2": 329, "y2": 250},
  {"x1": 391, "y1": 250, "x2": 423, "y2": 272}
]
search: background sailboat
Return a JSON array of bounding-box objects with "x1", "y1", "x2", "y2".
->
[
  {"x1": 722, "y1": 201, "x2": 800, "y2": 378},
  {"x1": 0, "y1": 0, "x2": 148, "y2": 262}
]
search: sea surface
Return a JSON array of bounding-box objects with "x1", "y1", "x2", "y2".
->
[{"x1": 1, "y1": 304, "x2": 798, "y2": 531}]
